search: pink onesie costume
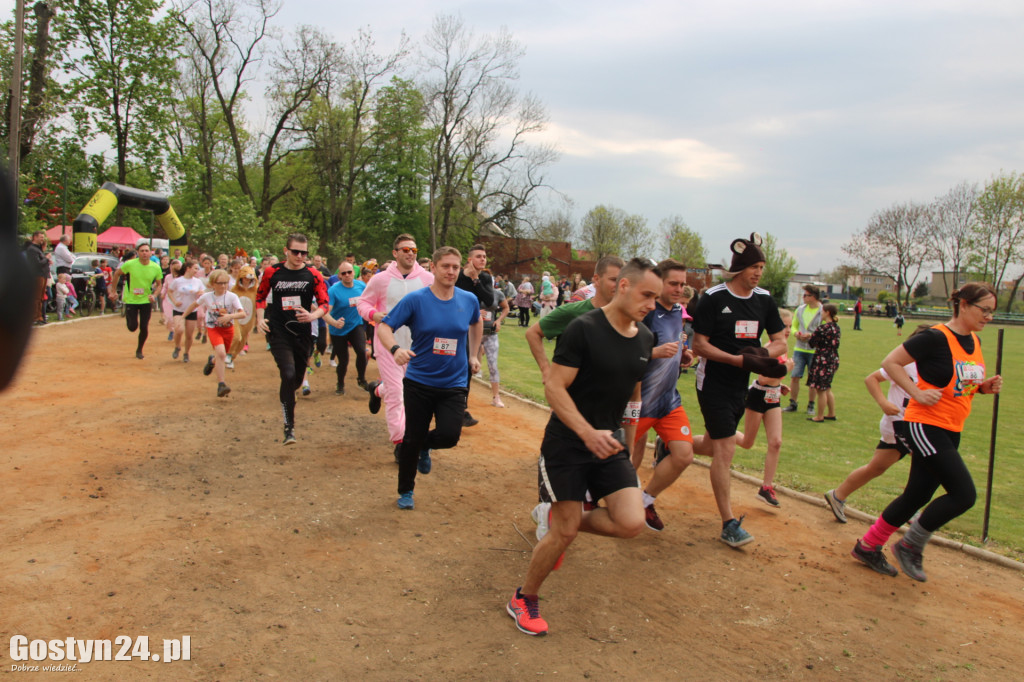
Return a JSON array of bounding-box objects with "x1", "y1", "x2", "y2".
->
[{"x1": 356, "y1": 261, "x2": 434, "y2": 444}]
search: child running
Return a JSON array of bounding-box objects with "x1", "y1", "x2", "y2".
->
[
  {"x1": 736, "y1": 308, "x2": 795, "y2": 507},
  {"x1": 183, "y1": 269, "x2": 245, "y2": 397},
  {"x1": 824, "y1": 325, "x2": 930, "y2": 523}
]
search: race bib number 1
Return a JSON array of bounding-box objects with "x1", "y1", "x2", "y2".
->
[
  {"x1": 735, "y1": 320, "x2": 758, "y2": 338},
  {"x1": 433, "y1": 337, "x2": 457, "y2": 355}
]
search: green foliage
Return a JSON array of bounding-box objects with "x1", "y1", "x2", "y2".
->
[
  {"x1": 579, "y1": 205, "x2": 627, "y2": 258},
  {"x1": 531, "y1": 246, "x2": 559, "y2": 279},
  {"x1": 662, "y1": 215, "x2": 708, "y2": 267},
  {"x1": 187, "y1": 194, "x2": 266, "y2": 256},
  {"x1": 913, "y1": 280, "x2": 929, "y2": 298},
  {"x1": 760, "y1": 233, "x2": 798, "y2": 305}
]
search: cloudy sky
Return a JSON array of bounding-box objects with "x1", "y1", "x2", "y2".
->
[{"x1": 7, "y1": 0, "x2": 1024, "y2": 272}]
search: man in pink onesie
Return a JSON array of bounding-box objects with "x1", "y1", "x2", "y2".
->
[{"x1": 357, "y1": 234, "x2": 434, "y2": 458}]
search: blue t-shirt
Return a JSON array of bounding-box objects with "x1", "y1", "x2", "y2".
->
[
  {"x1": 327, "y1": 279, "x2": 366, "y2": 336},
  {"x1": 639, "y1": 302, "x2": 684, "y2": 418},
  {"x1": 383, "y1": 287, "x2": 480, "y2": 389}
]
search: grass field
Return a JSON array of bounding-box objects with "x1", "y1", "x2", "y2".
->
[{"x1": 487, "y1": 313, "x2": 1024, "y2": 559}]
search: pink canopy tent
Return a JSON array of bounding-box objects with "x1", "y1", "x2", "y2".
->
[
  {"x1": 45, "y1": 224, "x2": 73, "y2": 245},
  {"x1": 97, "y1": 226, "x2": 145, "y2": 250}
]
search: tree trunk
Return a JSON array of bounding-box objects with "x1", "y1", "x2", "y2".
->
[{"x1": 19, "y1": 2, "x2": 57, "y2": 161}]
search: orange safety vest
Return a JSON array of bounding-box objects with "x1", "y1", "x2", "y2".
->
[{"x1": 904, "y1": 324, "x2": 985, "y2": 432}]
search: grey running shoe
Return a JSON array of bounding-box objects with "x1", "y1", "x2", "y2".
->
[
  {"x1": 806, "y1": 401, "x2": 816, "y2": 416},
  {"x1": 172, "y1": 347, "x2": 180, "y2": 360},
  {"x1": 283, "y1": 428, "x2": 296, "y2": 446},
  {"x1": 654, "y1": 437, "x2": 669, "y2": 465},
  {"x1": 892, "y1": 541, "x2": 927, "y2": 582},
  {"x1": 720, "y1": 516, "x2": 754, "y2": 548},
  {"x1": 824, "y1": 489, "x2": 847, "y2": 523},
  {"x1": 782, "y1": 402, "x2": 797, "y2": 413},
  {"x1": 851, "y1": 542, "x2": 898, "y2": 577},
  {"x1": 183, "y1": 353, "x2": 190, "y2": 363},
  {"x1": 217, "y1": 382, "x2": 231, "y2": 398}
]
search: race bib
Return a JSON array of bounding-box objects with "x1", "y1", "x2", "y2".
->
[
  {"x1": 132, "y1": 287, "x2": 145, "y2": 296},
  {"x1": 622, "y1": 401, "x2": 641, "y2": 422},
  {"x1": 482, "y1": 310, "x2": 493, "y2": 321},
  {"x1": 281, "y1": 295, "x2": 301, "y2": 310},
  {"x1": 735, "y1": 320, "x2": 758, "y2": 338},
  {"x1": 433, "y1": 337, "x2": 457, "y2": 355},
  {"x1": 348, "y1": 299, "x2": 358, "y2": 307},
  {"x1": 765, "y1": 386, "x2": 781, "y2": 404}
]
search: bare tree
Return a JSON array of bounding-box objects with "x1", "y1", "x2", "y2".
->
[
  {"x1": 420, "y1": 14, "x2": 554, "y2": 250},
  {"x1": 972, "y1": 172, "x2": 1024, "y2": 310},
  {"x1": 843, "y1": 201, "x2": 932, "y2": 309},
  {"x1": 928, "y1": 181, "x2": 979, "y2": 301}
]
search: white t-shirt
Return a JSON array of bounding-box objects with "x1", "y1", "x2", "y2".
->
[
  {"x1": 168, "y1": 276, "x2": 206, "y2": 313},
  {"x1": 196, "y1": 291, "x2": 244, "y2": 328},
  {"x1": 879, "y1": 362, "x2": 918, "y2": 443}
]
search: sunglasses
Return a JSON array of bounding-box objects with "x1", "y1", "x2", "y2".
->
[
  {"x1": 338, "y1": 270, "x2": 354, "y2": 275},
  {"x1": 289, "y1": 248, "x2": 308, "y2": 257},
  {"x1": 397, "y1": 246, "x2": 418, "y2": 254}
]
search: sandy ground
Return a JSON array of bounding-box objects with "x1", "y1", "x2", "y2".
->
[{"x1": 2, "y1": 314, "x2": 1024, "y2": 681}]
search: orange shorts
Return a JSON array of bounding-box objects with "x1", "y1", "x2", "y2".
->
[
  {"x1": 206, "y1": 325, "x2": 234, "y2": 349},
  {"x1": 636, "y1": 406, "x2": 693, "y2": 444}
]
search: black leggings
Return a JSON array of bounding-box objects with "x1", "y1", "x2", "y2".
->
[
  {"x1": 267, "y1": 328, "x2": 313, "y2": 427},
  {"x1": 125, "y1": 303, "x2": 152, "y2": 351},
  {"x1": 881, "y1": 423, "x2": 976, "y2": 532},
  {"x1": 518, "y1": 305, "x2": 531, "y2": 326},
  {"x1": 397, "y1": 378, "x2": 467, "y2": 494},
  {"x1": 331, "y1": 325, "x2": 367, "y2": 386}
]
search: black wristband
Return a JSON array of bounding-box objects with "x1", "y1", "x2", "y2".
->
[{"x1": 390, "y1": 344, "x2": 401, "y2": 355}]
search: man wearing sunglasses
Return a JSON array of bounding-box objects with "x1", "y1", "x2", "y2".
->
[
  {"x1": 256, "y1": 233, "x2": 329, "y2": 445},
  {"x1": 357, "y1": 234, "x2": 434, "y2": 460}
]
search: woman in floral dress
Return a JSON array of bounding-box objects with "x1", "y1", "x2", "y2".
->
[{"x1": 808, "y1": 303, "x2": 841, "y2": 422}]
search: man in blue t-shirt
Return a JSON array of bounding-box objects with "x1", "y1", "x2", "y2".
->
[
  {"x1": 376, "y1": 246, "x2": 482, "y2": 510},
  {"x1": 323, "y1": 264, "x2": 367, "y2": 394}
]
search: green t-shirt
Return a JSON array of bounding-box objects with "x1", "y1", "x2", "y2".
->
[
  {"x1": 538, "y1": 299, "x2": 595, "y2": 339},
  {"x1": 120, "y1": 258, "x2": 163, "y2": 304}
]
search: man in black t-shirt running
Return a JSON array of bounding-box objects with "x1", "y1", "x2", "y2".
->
[
  {"x1": 256, "y1": 233, "x2": 329, "y2": 445},
  {"x1": 692, "y1": 233, "x2": 787, "y2": 548},
  {"x1": 506, "y1": 258, "x2": 660, "y2": 637}
]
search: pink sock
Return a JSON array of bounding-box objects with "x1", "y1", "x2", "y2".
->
[{"x1": 861, "y1": 516, "x2": 899, "y2": 549}]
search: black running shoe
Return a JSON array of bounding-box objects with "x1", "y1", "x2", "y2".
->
[
  {"x1": 366, "y1": 380, "x2": 382, "y2": 414},
  {"x1": 463, "y1": 411, "x2": 479, "y2": 427},
  {"x1": 283, "y1": 428, "x2": 296, "y2": 446},
  {"x1": 203, "y1": 355, "x2": 215, "y2": 376},
  {"x1": 851, "y1": 542, "x2": 898, "y2": 577},
  {"x1": 335, "y1": 384, "x2": 345, "y2": 395}
]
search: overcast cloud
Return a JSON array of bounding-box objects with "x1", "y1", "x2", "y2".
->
[{"x1": 7, "y1": 0, "x2": 1024, "y2": 272}]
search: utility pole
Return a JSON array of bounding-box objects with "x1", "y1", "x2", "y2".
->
[{"x1": 7, "y1": 0, "x2": 26, "y2": 199}]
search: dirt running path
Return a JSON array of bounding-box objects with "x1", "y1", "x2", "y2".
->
[{"x1": 2, "y1": 316, "x2": 1023, "y2": 680}]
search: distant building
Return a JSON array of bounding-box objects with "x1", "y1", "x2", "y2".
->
[
  {"x1": 847, "y1": 271, "x2": 896, "y2": 300},
  {"x1": 932, "y1": 271, "x2": 971, "y2": 300}
]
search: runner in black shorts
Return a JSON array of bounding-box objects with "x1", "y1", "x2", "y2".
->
[
  {"x1": 692, "y1": 234, "x2": 786, "y2": 548},
  {"x1": 507, "y1": 257, "x2": 659, "y2": 637},
  {"x1": 256, "y1": 233, "x2": 328, "y2": 446}
]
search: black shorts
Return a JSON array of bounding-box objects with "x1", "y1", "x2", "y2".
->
[
  {"x1": 886, "y1": 420, "x2": 912, "y2": 459},
  {"x1": 697, "y1": 385, "x2": 746, "y2": 439},
  {"x1": 744, "y1": 382, "x2": 783, "y2": 414},
  {"x1": 173, "y1": 310, "x2": 198, "y2": 321},
  {"x1": 537, "y1": 431, "x2": 637, "y2": 503}
]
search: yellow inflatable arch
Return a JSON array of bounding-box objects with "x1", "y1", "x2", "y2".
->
[{"x1": 72, "y1": 182, "x2": 186, "y2": 253}]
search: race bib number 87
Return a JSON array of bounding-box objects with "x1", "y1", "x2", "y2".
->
[{"x1": 433, "y1": 337, "x2": 457, "y2": 355}]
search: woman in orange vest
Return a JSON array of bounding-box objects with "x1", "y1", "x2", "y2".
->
[{"x1": 850, "y1": 282, "x2": 1003, "y2": 582}]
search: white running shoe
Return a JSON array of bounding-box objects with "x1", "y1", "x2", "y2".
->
[{"x1": 531, "y1": 502, "x2": 551, "y2": 541}]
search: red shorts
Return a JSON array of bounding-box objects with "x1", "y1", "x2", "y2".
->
[
  {"x1": 207, "y1": 325, "x2": 234, "y2": 349},
  {"x1": 637, "y1": 406, "x2": 693, "y2": 444}
]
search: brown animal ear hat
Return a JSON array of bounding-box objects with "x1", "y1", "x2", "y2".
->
[{"x1": 728, "y1": 233, "x2": 765, "y2": 275}]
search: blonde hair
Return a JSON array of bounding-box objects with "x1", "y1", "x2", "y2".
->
[{"x1": 209, "y1": 268, "x2": 231, "y2": 285}]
